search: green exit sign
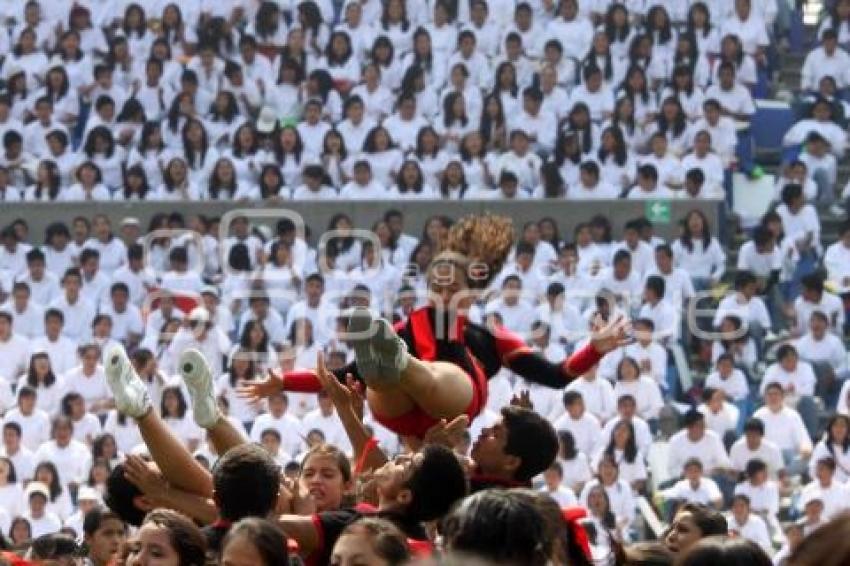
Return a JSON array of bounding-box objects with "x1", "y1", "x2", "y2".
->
[{"x1": 645, "y1": 200, "x2": 671, "y2": 224}]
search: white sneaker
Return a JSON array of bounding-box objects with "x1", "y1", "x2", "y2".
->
[
  {"x1": 104, "y1": 346, "x2": 151, "y2": 419},
  {"x1": 179, "y1": 349, "x2": 221, "y2": 429},
  {"x1": 830, "y1": 204, "x2": 847, "y2": 218}
]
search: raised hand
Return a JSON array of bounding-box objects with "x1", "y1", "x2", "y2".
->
[
  {"x1": 236, "y1": 368, "x2": 283, "y2": 402},
  {"x1": 123, "y1": 454, "x2": 168, "y2": 500},
  {"x1": 510, "y1": 390, "x2": 533, "y2": 411},
  {"x1": 422, "y1": 415, "x2": 470, "y2": 449},
  {"x1": 316, "y1": 352, "x2": 359, "y2": 415},
  {"x1": 590, "y1": 314, "x2": 632, "y2": 355}
]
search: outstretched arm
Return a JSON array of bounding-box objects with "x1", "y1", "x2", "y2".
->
[
  {"x1": 315, "y1": 353, "x2": 388, "y2": 473},
  {"x1": 238, "y1": 364, "x2": 359, "y2": 401},
  {"x1": 497, "y1": 316, "x2": 632, "y2": 388}
]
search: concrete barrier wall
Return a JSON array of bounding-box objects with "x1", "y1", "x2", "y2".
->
[{"x1": 0, "y1": 200, "x2": 724, "y2": 243}]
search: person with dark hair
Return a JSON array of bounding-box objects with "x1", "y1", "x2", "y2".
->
[
  {"x1": 126, "y1": 509, "x2": 207, "y2": 566},
  {"x1": 330, "y1": 517, "x2": 410, "y2": 566},
  {"x1": 50, "y1": 266, "x2": 96, "y2": 343},
  {"x1": 787, "y1": 512, "x2": 850, "y2": 566},
  {"x1": 443, "y1": 489, "x2": 551, "y2": 566},
  {"x1": 597, "y1": 419, "x2": 646, "y2": 493},
  {"x1": 809, "y1": 414, "x2": 850, "y2": 482},
  {"x1": 104, "y1": 464, "x2": 152, "y2": 527},
  {"x1": 663, "y1": 503, "x2": 728, "y2": 555},
  {"x1": 671, "y1": 210, "x2": 726, "y2": 291},
  {"x1": 712, "y1": 269, "x2": 771, "y2": 335},
  {"x1": 19, "y1": 248, "x2": 60, "y2": 307},
  {"x1": 221, "y1": 517, "x2": 291, "y2": 566},
  {"x1": 82, "y1": 506, "x2": 127, "y2": 566},
  {"x1": 676, "y1": 536, "x2": 771, "y2": 565},
  {"x1": 728, "y1": 418, "x2": 783, "y2": 477},
  {"x1": 752, "y1": 383, "x2": 813, "y2": 476},
  {"x1": 470, "y1": 405, "x2": 560, "y2": 491},
  {"x1": 27, "y1": 533, "x2": 81, "y2": 563},
  {"x1": 666, "y1": 410, "x2": 732, "y2": 483},
  {"x1": 661, "y1": 458, "x2": 723, "y2": 510},
  {"x1": 759, "y1": 343, "x2": 819, "y2": 439},
  {"x1": 794, "y1": 270, "x2": 844, "y2": 335}
]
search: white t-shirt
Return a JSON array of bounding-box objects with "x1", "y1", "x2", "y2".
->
[
  {"x1": 667, "y1": 429, "x2": 732, "y2": 477},
  {"x1": 33, "y1": 439, "x2": 92, "y2": 487},
  {"x1": 662, "y1": 477, "x2": 722, "y2": 505},
  {"x1": 752, "y1": 406, "x2": 813, "y2": 453},
  {"x1": 250, "y1": 412, "x2": 306, "y2": 458},
  {"x1": 552, "y1": 411, "x2": 603, "y2": 458},
  {"x1": 729, "y1": 437, "x2": 784, "y2": 477},
  {"x1": 62, "y1": 365, "x2": 111, "y2": 409}
]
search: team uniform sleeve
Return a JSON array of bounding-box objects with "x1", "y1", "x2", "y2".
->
[{"x1": 489, "y1": 325, "x2": 604, "y2": 389}]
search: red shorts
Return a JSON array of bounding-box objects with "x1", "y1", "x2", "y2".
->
[{"x1": 371, "y1": 357, "x2": 488, "y2": 438}]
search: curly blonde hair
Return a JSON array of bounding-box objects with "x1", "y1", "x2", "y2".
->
[{"x1": 439, "y1": 214, "x2": 515, "y2": 289}]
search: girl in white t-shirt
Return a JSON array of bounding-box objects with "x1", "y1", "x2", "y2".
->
[
  {"x1": 23, "y1": 160, "x2": 62, "y2": 202},
  {"x1": 687, "y1": 2, "x2": 721, "y2": 56},
  {"x1": 650, "y1": 97, "x2": 692, "y2": 157},
  {"x1": 376, "y1": 0, "x2": 414, "y2": 58},
  {"x1": 580, "y1": 455, "x2": 636, "y2": 541},
  {"x1": 361, "y1": 126, "x2": 404, "y2": 187},
  {"x1": 216, "y1": 349, "x2": 263, "y2": 428},
  {"x1": 557, "y1": 430, "x2": 593, "y2": 495},
  {"x1": 204, "y1": 157, "x2": 260, "y2": 200},
  {"x1": 118, "y1": 164, "x2": 152, "y2": 201},
  {"x1": 436, "y1": 91, "x2": 476, "y2": 154},
  {"x1": 459, "y1": 131, "x2": 494, "y2": 189},
  {"x1": 126, "y1": 122, "x2": 168, "y2": 189},
  {"x1": 323, "y1": 31, "x2": 361, "y2": 91},
  {"x1": 619, "y1": 66, "x2": 658, "y2": 126},
  {"x1": 614, "y1": 357, "x2": 664, "y2": 422},
  {"x1": 256, "y1": 165, "x2": 288, "y2": 200},
  {"x1": 0, "y1": 457, "x2": 23, "y2": 520},
  {"x1": 390, "y1": 160, "x2": 436, "y2": 199},
  {"x1": 248, "y1": 2, "x2": 289, "y2": 51},
  {"x1": 205, "y1": 91, "x2": 242, "y2": 149},
  {"x1": 102, "y1": 410, "x2": 143, "y2": 455},
  {"x1": 607, "y1": 96, "x2": 645, "y2": 152},
  {"x1": 181, "y1": 118, "x2": 219, "y2": 187},
  {"x1": 160, "y1": 386, "x2": 203, "y2": 451},
  {"x1": 320, "y1": 130, "x2": 354, "y2": 188},
  {"x1": 225, "y1": 123, "x2": 264, "y2": 187},
  {"x1": 18, "y1": 353, "x2": 65, "y2": 417},
  {"x1": 593, "y1": 420, "x2": 648, "y2": 493},
  {"x1": 671, "y1": 35, "x2": 711, "y2": 90},
  {"x1": 274, "y1": 126, "x2": 313, "y2": 188},
  {"x1": 82, "y1": 126, "x2": 126, "y2": 190},
  {"x1": 33, "y1": 462, "x2": 73, "y2": 521},
  {"x1": 61, "y1": 161, "x2": 111, "y2": 202},
  {"x1": 439, "y1": 160, "x2": 474, "y2": 200},
  {"x1": 662, "y1": 66, "x2": 706, "y2": 123},
  {"x1": 151, "y1": 157, "x2": 201, "y2": 201},
  {"x1": 597, "y1": 127, "x2": 637, "y2": 191}
]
